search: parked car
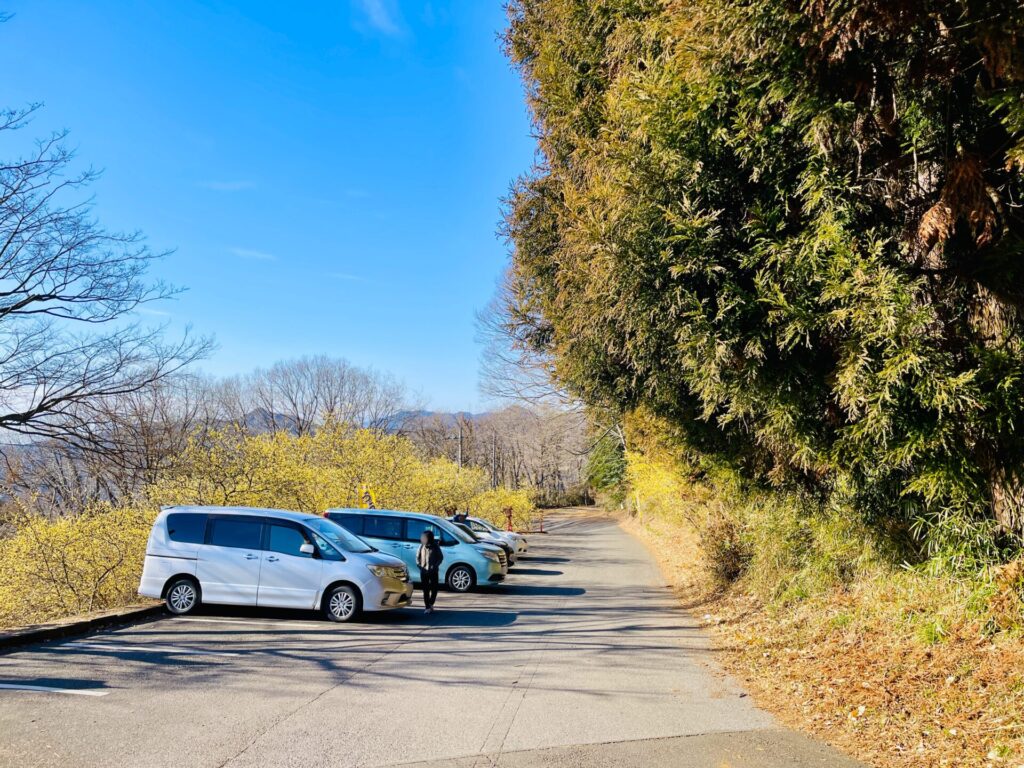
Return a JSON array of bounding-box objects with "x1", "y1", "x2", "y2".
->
[
  {"x1": 139, "y1": 506, "x2": 413, "y2": 622},
  {"x1": 450, "y1": 520, "x2": 517, "y2": 565},
  {"x1": 450, "y1": 515, "x2": 528, "y2": 558},
  {"x1": 324, "y1": 508, "x2": 507, "y2": 592}
]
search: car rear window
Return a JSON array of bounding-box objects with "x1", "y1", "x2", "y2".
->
[
  {"x1": 363, "y1": 515, "x2": 403, "y2": 540},
  {"x1": 329, "y1": 513, "x2": 364, "y2": 535},
  {"x1": 166, "y1": 513, "x2": 207, "y2": 544},
  {"x1": 208, "y1": 517, "x2": 263, "y2": 549}
]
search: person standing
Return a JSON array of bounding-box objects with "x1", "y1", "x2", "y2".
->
[{"x1": 417, "y1": 529, "x2": 443, "y2": 614}]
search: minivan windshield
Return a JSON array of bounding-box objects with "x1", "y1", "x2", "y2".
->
[{"x1": 303, "y1": 517, "x2": 375, "y2": 554}]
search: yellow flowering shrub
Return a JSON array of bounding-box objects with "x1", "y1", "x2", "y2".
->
[
  {"x1": 146, "y1": 423, "x2": 533, "y2": 516},
  {"x1": 0, "y1": 502, "x2": 155, "y2": 628},
  {"x1": 468, "y1": 486, "x2": 535, "y2": 530},
  {"x1": 0, "y1": 424, "x2": 536, "y2": 629}
]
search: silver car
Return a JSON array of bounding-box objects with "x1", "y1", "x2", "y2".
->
[{"x1": 451, "y1": 516, "x2": 528, "y2": 560}]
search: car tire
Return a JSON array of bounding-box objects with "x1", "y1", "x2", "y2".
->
[
  {"x1": 165, "y1": 577, "x2": 200, "y2": 615},
  {"x1": 446, "y1": 565, "x2": 475, "y2": 593},
  {"x1": 323, "y1": 584, "x2": 360, "y2": 622}
]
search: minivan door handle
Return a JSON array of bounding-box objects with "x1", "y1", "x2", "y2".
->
[
  {"x1": 244, "y1": 553, "x2": 258, "y2": 560},
  {"x1": 266, "y1": 556, "x2": 279, "y2": 562}
]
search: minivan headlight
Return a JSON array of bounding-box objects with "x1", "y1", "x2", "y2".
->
[
  {"x1": 369, "y1": 565, "x2": 402, "y2": 578},
  {"x1": 482, "y1": 550, "x2": 500, "y2": 562},
  {"x1": 367, "y1": 564, "x2": 408, "y2": 581}
]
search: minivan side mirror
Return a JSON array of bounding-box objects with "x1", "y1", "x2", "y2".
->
[{"x1": 300, "y1": 543, "x2": 315, "y2": 555}]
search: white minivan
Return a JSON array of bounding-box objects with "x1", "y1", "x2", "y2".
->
[{"x1": 139, "y1": 506, "x2": 413, "y2": 622}]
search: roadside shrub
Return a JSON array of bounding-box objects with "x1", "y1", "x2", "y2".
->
[
  {"x1": 988, "y1": 558, "x2": 1024, "y2": 631},
  {"x1": 623, "y1": 411, "x2": 887, "y2": 600},
  {"x1": 148, "y1": 423, "x2": 535, "y2": 520},
  {"x1": 0, "y1": 502, "x2": 154, "y2": 628},
  {"x1": 701, "y1": 509, "x2": 750, "y2": 586},
  {"x1": 469, "y1": 486, "x2": 535, "y2": 530}
]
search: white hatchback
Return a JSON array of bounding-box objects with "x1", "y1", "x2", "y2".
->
[{"x1": 139, "y1": 506, "x2": 413, "y2": 622}]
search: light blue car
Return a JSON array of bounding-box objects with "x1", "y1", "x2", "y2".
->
[{"x1": 324, "y1": 508, "x2": 507, "y2": 592}]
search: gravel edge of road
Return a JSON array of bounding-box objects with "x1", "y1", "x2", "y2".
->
[{"x1": 0, "y1": 604, "x2": 165, "y2": 652}]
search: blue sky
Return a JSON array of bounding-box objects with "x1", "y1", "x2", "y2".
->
[{"x1": 0, "y1": 0, "x2": 534, "y2": 411}]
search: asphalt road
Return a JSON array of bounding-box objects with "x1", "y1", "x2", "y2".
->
[{"x1": 0, "y1": 511, "x2": 863, "y2": 768}]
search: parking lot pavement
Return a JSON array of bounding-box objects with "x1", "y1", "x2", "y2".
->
[{"x1": 0, "y1": 511, "x2": 863, "y2": 768}]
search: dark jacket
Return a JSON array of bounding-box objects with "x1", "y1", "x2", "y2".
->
[{"x1": 417, "y1": 540, "x2": 443, "y2": 570}]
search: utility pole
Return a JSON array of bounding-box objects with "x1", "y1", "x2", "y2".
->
[
  {"x1": 457, "y1": 418, "x2": 463, "y2": 470},
  {"x1": 491, "y1": 430, "x2": 497, "y2": 488}
]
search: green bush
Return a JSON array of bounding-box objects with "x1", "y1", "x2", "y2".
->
[{"x1": 501, "y1": 0, "x2": 1024, "y2": 568}]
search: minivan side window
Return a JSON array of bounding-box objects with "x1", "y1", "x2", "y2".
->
[
  {"x1": 331, "y1": 514, "x2": 364, "y2": 535},
  {"x1": 166, "y1": 513, "x2": 208, "y2": 543},
  {"x1": 310, "y1": 532, "x2": 343, "y2": 561},
  {"x1": 266, "y1": 523, "x2": 312, "y2": 558},
  {"x1": 405, "y1": 519, "x2": 442, "y2": 542},
  {"x1": 363, "y1": 515, "x2": 403, "y2": 540},
  {"x1": 208, "y1": 517, "x2": 263, "y2": 549}
]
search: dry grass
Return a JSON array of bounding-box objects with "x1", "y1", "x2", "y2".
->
[{"x1": 618, "y1": 511, "x2": 1024, "y2": 768}]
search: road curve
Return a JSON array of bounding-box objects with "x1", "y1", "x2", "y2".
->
[{"x1": 0, "y1": 510, "x2": 862, "y2": 767}]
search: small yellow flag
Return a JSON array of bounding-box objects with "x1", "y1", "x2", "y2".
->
[{"x1": 358, "y1": 484, "x2": 378, "y2": 509}]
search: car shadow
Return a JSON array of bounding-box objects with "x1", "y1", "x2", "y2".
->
[{"x1": 480, "y1": 584, "x2": 585, "y2": 597}]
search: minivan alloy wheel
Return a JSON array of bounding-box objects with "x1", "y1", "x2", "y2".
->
[
  {"x1": 165, "y1": 578, "x2": 198, "y2": 615},
  {"x1": 324, "y1": 585, "x2": 359, "y2": 622},
  {"x1": 447, "y1": 566, "x2": 474, "y2": 593}
]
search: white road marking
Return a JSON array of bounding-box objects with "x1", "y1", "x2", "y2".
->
[
  {"x1": 61, "y1": 641, "x2": 240, "y2": 657},
  {"x1": 0, "y1": 683, "x2": 110, "y2": 697},
  {"x1": 171, "y1": 616, "x2": 326, "y2": 629}
]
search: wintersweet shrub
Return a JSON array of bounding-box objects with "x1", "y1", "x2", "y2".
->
[
  {"x1": 468, "y1": 486, "x2": 536, "y2": 530},
  {"x1": 0, "y1": 503, "x2": 155, "y2": 628},
  {"x1": 147, "y1": 424, "x2": 534, "y2": 520}
]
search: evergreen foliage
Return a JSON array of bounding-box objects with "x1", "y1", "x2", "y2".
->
[{"x1": 502, "y1": 0, "x2": 1024, "y2": 565}]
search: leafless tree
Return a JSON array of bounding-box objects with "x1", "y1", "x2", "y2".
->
[
  {"x1": 3, "y1": 373, "x2": 218, "y2": 512},
  {"x1": 404, "y1": 404, "x2": 589, "y2": 505},
  {"x1": 474, "y1": 270, "x2": 593, "y2": 504},
  {"x1": 232, "y1": 355, "x2": 411, "y2": 435},
  {"x1": 476, "y1": 269, "x2": 576, "y2": 407},
  {"x1": 0, "y1": 104, "x2": 211, "y2": 453}
]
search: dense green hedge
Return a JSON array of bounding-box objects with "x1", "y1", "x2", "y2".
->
[{"x1": 504, "y1": 0, "x2": 1024, "y2": 568}]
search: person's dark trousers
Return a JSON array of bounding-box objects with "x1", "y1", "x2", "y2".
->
[{"x1": 419, "y1": 567, "x2": 439, "y2": 608}]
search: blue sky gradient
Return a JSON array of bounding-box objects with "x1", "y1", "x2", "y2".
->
[{"x1": 0, "y1": 0, "x2": 534, "y2": 410}]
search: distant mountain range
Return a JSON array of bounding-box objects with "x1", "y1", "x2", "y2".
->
[
  {"x1": 386, "y1": 410, "x2": 486, "y2": 432},
  {"x1": 238, "y1": 407, "x2": 492, "y2": 435}
]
